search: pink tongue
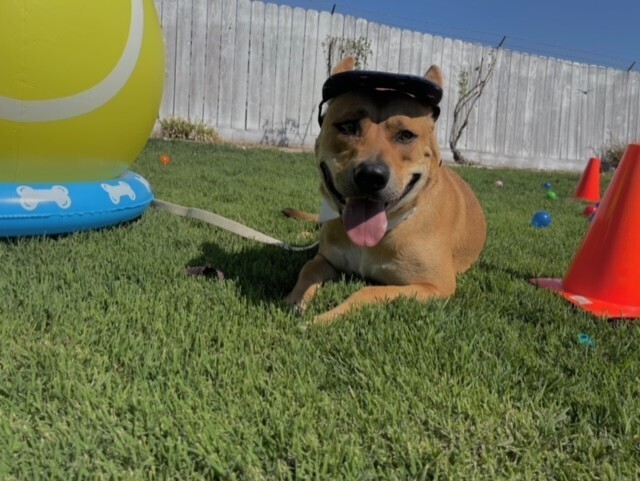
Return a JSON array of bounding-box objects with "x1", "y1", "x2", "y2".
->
[{"x1": 343, "y1": 199, "x2": 388, "y2": 247}]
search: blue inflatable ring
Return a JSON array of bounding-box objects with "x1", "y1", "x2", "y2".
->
[{"x1": 0, "y1": 171, "x2": 153, "y2": 237}]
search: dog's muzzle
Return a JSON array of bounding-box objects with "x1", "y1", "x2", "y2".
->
[{"x1": 353, "y1": 162, "x2": 390, "y2": 194}]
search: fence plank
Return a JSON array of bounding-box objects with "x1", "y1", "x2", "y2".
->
[
  {"x1": 375, "y1": 24, "x2": 390, "y2": 72},
  {"x1": 246, "y1": 1, "x2": 265, "y2": 131},
  {"x1": 217, "y1": 0, "x2": 237, "y2": 129},
  {"x1": 477, "y1": 45, "x2": 497, "y2": 154},
  {"x1": 568, "y1": 62, "x2": 582, "y2": 160},
  {"x1": 503, "y1": 52, "x2": 521, "y2": 157},
  {"x1": 582, "y1": 65, "x2": 598, "y2": 157},
  {"x1": 603, "y1": 68, "x2": 617, "y2": 144},
  {"x1": 611, "y1": 70, "x2": 629, "y2": 144},
  {"x1": 173, "y1": 0, "x2": 193, "y2": 120},
  {"x1": 203, "y1": 0, "x2": 222, "y2": 125},
  {"x1": 387, "y1": 27, "x2": 401, "y2": 73},
  {"x1": 439, "y1": 37, "x2": 455, "y2": 145},
  {"x1": 159, "y1": 0, "x2": 177, "y2": 118},
  {"x1": 420, "y1": 33, "x2": 434, "y2": 73},
  {"x1": 453, "y1": 40, "x2": 471, "y2": 150},
  {"x1": 258, "y1": 3, "x2": 279, "y2": 132},
  {"x1": 627, "y1": 72, "x2": 640, "y2": 142},
  {"x1": 398, "y1": 29, "x2": 412, "y2": 73},
  {"x1": 409, "y1": 31, "x2": 423, "y2": 76},
  {"x1": 530, "y1": 56, "x2": 549, "y2": 158},
  {"x1": 285, "y1": 7, "x2": 306, "y2": 140},
  {"x1": 493, "y1": 49, "x2": 511, "y2": 156},
  {"x1": 366, "y1": 22, "x2": 380, "y2": 71},
  {"x1": 342, "y1": 14, "x2": 356, "y2": 40},
  {"x1": 188, "y1": 0, "x2": 208, "y2": 122},
  {"x1": 270, "y1": 5, "x2": 292, "y2": 143},
  {"x1": 298, "y1": 9, "x2": 320, "y2": 145},
  {"x1": 516, "y1": 54, "x2": 531, "y2": 157},
  {"x1": 355, "y1": 17, "x2": 367, "y2": 40},
  {"x1": 328, "y1": 12, "x2": 344, "y2": 71},
  {"x1": 558, "y1": 61, "x2": 573, "y2": 159},
  {"x1": 594, "y1": 67, "x2": 607, "y2": 146},
  {"x1": 231, "y1": 0, "x2": 251, "y2": 129},
  {"x1": 311, "y1": 11, "x2": 333, "y2": 136}
]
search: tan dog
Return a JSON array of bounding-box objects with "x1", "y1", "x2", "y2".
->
[{"x1": 286, "y1": 57, "x2": 486, "y2": 324}]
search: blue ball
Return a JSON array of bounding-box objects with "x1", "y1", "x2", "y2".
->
[
  {"x1": 531, "y1": 211, "x2": 552, "y2": 228},
  {"x1": 543, "y1": 182, "x2": 552, "y2": 190}
]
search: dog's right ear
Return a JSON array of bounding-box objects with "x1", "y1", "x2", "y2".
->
[
  {"x1": 424, "y1": 65, "x2": 443, "y2": 87},
  {"x1": 331, "y1": 56, "x2": 356, "y2": 76}
]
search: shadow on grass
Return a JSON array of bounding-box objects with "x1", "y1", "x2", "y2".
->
[{"x1": 187, "y1": 241, "x2": 315, "y2": 305}]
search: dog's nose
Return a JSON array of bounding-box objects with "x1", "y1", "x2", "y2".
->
[{"x1": 353, "y1": 162, "x2": 390, "y2": 193}]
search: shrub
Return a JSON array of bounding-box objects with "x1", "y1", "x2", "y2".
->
[
  {"x1": 158, "y1": 118, "x2": 220, "y2": 143},
  {"x1": 597, "y1": 141, "x2": 627, "y2": 171}
]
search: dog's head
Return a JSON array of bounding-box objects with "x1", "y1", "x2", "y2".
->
[{"x1": 315, "y1": 57, "x2": 444, "y2": 247}]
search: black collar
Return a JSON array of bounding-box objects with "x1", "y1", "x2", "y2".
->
[{"x1": 317, "y1": 70, "x2": 443, "y2": 126}]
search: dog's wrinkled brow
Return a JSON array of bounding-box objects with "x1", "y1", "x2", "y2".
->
[
  {"x1": 329, "y1": 94, "x2": 435, "y2": 126},
  {"x1": 318, "y1": 70, "x2": 442, "y2": 126},
  {"x1": 332, "y1": 108, "x2": 368, "y2": 123}
]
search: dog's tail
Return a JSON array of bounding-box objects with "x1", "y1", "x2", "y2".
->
[{"x1": 281, "y1": 208, "x2": 320, "y2": 223}]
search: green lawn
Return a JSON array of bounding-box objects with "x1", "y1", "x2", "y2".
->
[{"x1": 1, "y1": 139, "x2": 638, "y2": 480}]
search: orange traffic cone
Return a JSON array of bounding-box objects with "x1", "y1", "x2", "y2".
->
[
  {"x1": 573, "y1": 157, "x2": 601, "y2": 203},
  {"x1": 531, "y1": 144, "x2": 640, "y2": 318}
]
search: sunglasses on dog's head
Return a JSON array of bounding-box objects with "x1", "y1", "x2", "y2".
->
[{"x1": 317, "y1": 70, "x2": 443, "y2": 126}]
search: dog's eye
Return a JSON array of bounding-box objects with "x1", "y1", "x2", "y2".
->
[
  {"x1": 396, "y1": 130, "x2": 417, "y2": 144},
  {"x1": 334, "y1": 120, "x2": 360, "y2": 136}
]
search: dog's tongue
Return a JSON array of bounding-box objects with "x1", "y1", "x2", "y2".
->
[{"x1": 343, "y1": 199, "x2": 388, "y2": 247}]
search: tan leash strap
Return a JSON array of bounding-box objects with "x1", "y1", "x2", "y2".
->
[{"x1": 152, "y1": 199, "x2": 318, "y2": 252}]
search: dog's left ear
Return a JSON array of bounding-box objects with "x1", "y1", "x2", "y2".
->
[
  {"x1": 424, "y1": 65, "x2": 444, "y2": 166},
  {"x1": 331, "y1": 56, "x2": 356, "y2": 76},
  {"x1": 424, "y1": 65, "x2": 443, "y2": 87}
]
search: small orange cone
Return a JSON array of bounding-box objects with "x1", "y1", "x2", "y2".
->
[
  {"x1": 531, "y1": 144, "x2": 640, "y2": 318},
  {"x1": 573, "y1": 157, "x2": 601, "y2": 202}
]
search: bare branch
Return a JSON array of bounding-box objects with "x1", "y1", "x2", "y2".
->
[{"x1": 449, "y1": 50, "x2": 498, "y2": 164}]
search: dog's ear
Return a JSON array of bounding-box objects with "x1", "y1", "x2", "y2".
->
[
  {"x1": 424, "y1": 65, "x2": 443, "y2": 87},
  {"x1": 425, "y1": 65, "x2": 444, "y2": 166},
  {"x1": 331, "y1": 56, "x2": 356, "y2": 76}
]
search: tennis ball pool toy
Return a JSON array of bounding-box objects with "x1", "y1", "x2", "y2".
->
[{"x1": 0, "y1": 0, "x2": 164, "y2": 236}]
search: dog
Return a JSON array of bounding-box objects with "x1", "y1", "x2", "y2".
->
[{"x1": 285, "y1": 57, "x2": 486, "y2": 325}]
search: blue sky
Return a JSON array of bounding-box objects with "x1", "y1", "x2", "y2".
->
[{"x1": 273, "y1": 0, "x2": 640, "y2": 71}]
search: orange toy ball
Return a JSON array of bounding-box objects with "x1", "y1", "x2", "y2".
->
[{"x1": 159, "y1": 154, "x2": 171, "y2": 165}]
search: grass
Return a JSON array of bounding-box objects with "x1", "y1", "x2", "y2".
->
[{"x1": 1, "y1": 139, "x2": 639, "y2": 480}]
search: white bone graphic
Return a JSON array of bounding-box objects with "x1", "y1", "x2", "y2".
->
[
  {"x1": 17, "y1": 185, "x2": 72, "y2": 211},
  {"x1": 133, "y1": 174, "x2": 151, "y2": 192},
  {"x1": 101, "y1": 181, "x2": 136, "y2": 204}
]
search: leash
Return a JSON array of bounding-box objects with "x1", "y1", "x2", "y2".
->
[{"x1": 151, "y1": 199, "x2": 318, "y2": 252}]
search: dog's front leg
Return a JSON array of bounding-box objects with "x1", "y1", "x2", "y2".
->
[
  {"x1": 286, "y1": 254, "x2": 340, "y2": 314},
  {"x1": 313, "y1": 283, "x2": 452, "y2": 325}
]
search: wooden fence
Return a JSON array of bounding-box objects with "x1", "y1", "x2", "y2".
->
[{"x1": 153, "y1": 0, "x2": 640, "y2": 171}]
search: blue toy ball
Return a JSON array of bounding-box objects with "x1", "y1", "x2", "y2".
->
[
  {"x1": 531, "y1": 211, "x2": 552, "y2": 228},
  {"x1": 543, "y1": 182, "x2": 552, "y2": 190},
  {"x1": 577, "y1": 333, "x2": 595, "y2": 348}
]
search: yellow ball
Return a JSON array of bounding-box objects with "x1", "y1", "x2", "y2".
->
[{"x1": 0, "y1": 0, "x2": 164, "y2": 182}]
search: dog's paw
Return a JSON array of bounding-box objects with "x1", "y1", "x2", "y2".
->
[
  {"x1": 295, "y1": 312, "x2": 338, "y2": 330},
  {"x1": 285, "y1": 294, "x2": 307, "y2": 317},
  {"x1": 310, "y1": 309, "x2": 341, "y2": 326}
]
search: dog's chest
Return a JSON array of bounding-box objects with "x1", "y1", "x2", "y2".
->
[{"x1": 324, "y1": 243, "x2": 396, "y2": 282}]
